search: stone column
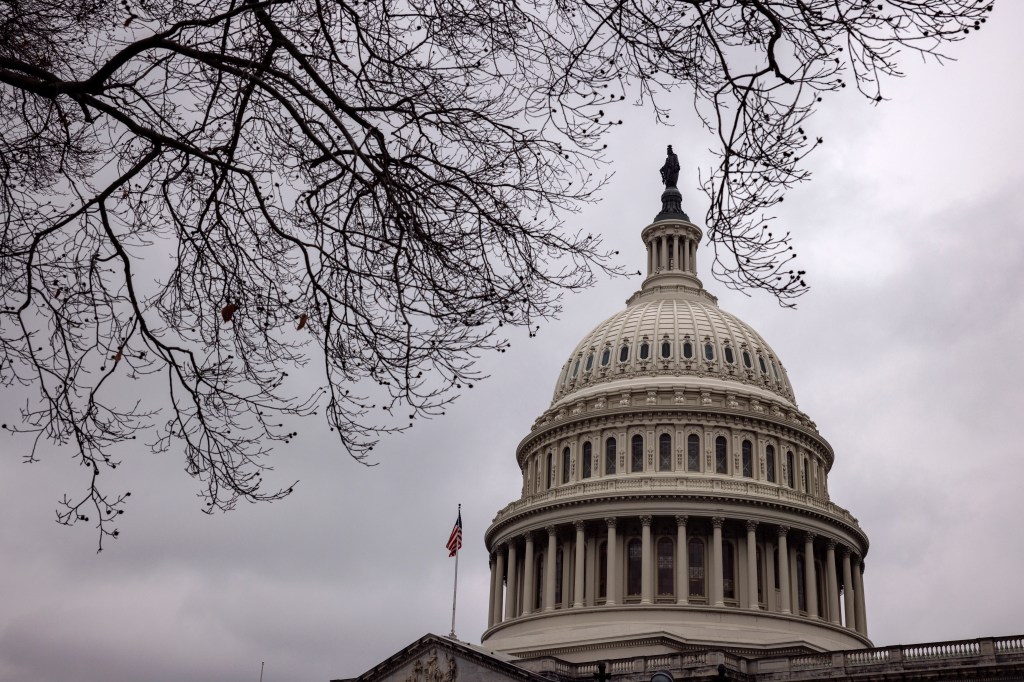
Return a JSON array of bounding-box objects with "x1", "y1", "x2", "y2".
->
[
  {"x1": 522, "y1": 532, "x2": 535, "y2": 616},
  {"x1": 505, "y1": 541, "x2": 518, "y2": 620},
  {"x1": 606, "y1": 517, "x2": 618, "y2": 605},
  {"x1": 842, "y1": 548, "x2": 855, "y2": 630},
  {"x1": 825, "y1": 539, "x2": 840, "y2": 625},
  {"x1": 544, "y1": 526, "x2": 557, "y2": 612},
  {"x1": 676, "y1": 515, "x2": 689, "y2": 605},
  {"x1": 777, "y1": 526, "x2": 791, "y2": 614},
  {"x1": 746, "y1": 520, "x2": 759, "y2": 610},
  {"x1": 491, "y1": 548, "x2": 499, "y2": 622},
  {"x1": 854, "y1": 557, "x2": 868, "y2": 636},
  {"x1": 712, "y1": 517, "x2": 725, "y2": 607},
  {"x1": 573, "y1": 521, "x2": 586, "y2": 608},
  {"x1": 804, "y1": 532, "x2": 818, "y2": 618},
  {"x1": 493, "y1": 546, "x2": 506, "y2": 625},
  {"x1": 641, "y1": 516, "x2": 653, "y2": 604}
]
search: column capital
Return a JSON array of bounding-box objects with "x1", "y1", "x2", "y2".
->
[
  {"x1": 825, "y1": 538, "x2": 837, "y2": 550},
  {"x1": 574, "y1": 520, "x2": 586, "y2": 532},
  {"x1": 805, "y1": 531, "x2": 817, "y2": 543},
  {"x1": 712, "y1": 516, "x2": 725, "y2": 528},
  {"x1": 841, "y1": 545, "x2": 852, "y2": 558},
  {"x1": 496, "y1": 544, "x2": 507, "y2": 557},
  {"x1": 523, "y1": 530, "x2": 534, "y2": 542},
  {"x1": 777, "y1": 524, "x2": 790, "y2": 538},
  {"x1": 675, "y1": 514, "x2": 689, "y2": 527},
  {"x1": 640, "y1": 515, "x2": 653, "y2": 527},
  {"x1": 545, "y1": 524, "x2": 557, "y2": 537},
  {"x1": 745, "y1": 519, "x2": 758, "y2": 532},
  {"x1": 605, "y1": 517, "x2": 617, "y2": 529}
]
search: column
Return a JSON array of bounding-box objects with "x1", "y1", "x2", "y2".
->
[
  {"x1": 690, "y1": 241, "x2": 697, "y2": 273},
  {"x1": 522, "y1": 532, "x2": 535, "y2": 616},
  {"x1": 842, "y1": 548, "x2": 856, "y2": 630},
  {"x1": 825, "y1": 539, "x2": 840, "y2": 625},
  {"x1": 682, "y1": 238, "x2": 690, "y2": 272},
  {"x1": 573, "y1": 522, "x2": 586, "y2": 607},
  {"x1": 712, "y1": 517, "x2": 725, "y2": 607},
  {"x1": 493, "y1": 547, "x2": 506, "y2": 625},
  {"x1": 854, "y1": 557, "x2": 868, "y2": 636},
  {"x1": 804, "y1": 532, "x2": 818, "y2": 618},
  {"x1": 641, "y1": 516, "x2": 653, "y2": 604},
  {"x1": 647, "y1": 242, "x2": 654, "y2": 275},
  {"x1": 676, "y1": 515, "x2": 689, "y2": 605},
  {"x1": 487, "y1": 552, "x2": 496, "y2": 627},
  {"x1": 544, "y1": 526, "x2": 557, "y2": 612},
  {"x1": 605, "y1": 517, "x2": 618, "y2": 605},
  {"x1": 746, "y1": 521, "x2": 759, "y2": 610},
  {"x1": 777, "y1": 526, "x2": 791, "y2": 614},
  {"x1": 505, "y1": 541, "x2": 518, "y2": 620}
]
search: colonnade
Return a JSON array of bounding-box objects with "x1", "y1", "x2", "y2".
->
[
  {"x1": 646, "y1": 231, "x2": 698, "y2": 276},
  {"x1": 487, "y1": 514, "x2": 868, "y2": 637}
]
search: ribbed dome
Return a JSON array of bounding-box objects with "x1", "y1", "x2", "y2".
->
[{"x1": 552, "y1": 297, "x2": 796, "y2": 407}]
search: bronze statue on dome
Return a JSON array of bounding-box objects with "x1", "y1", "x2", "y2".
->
[{"x1": 659, "y1": 145, "x2": 680, "y2": 188}]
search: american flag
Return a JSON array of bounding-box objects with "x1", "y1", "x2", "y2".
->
[{"x1": 446, "y1": 509, "x2": 462, "y2": 557}]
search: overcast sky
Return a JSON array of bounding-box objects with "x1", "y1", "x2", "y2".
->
[{"x1": 3, "y1": 5, "x2": 1024, "y2": 682}]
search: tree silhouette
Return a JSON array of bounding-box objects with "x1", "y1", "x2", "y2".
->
[{"x1": 0, "y1": 0, "x2": 990, "y2": 547}]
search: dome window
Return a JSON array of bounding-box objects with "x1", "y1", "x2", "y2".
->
[
  {"x1": 600, "y1": 347, "x2": 611, "y2": 367},
  {"x1": 741, "y1": 440, "x2": 753, "y2": 478},
  {"x1": 658, "y1": 433, "x2": 672, "y2": 471},
  {"x1": 758, "y1": 355, "x2": 768, "y2": 374},
  {"x1": 742, "y1": 350, "x2": 752, "y2": 369},
  {"x1": 571, "y1": 358, "x2": 580, "y2": 378},
  {"x1": 715, "y1": 436, "x2": 728, "y2": 474},
  {"x1": 582, "y1": 442, "x2": 592, "y2": 479},
  {"x1": 585, "y1": 352, "x2": 594, "y2": 372},
  {"x1": 766, "y1": 445, "x2": 776, "y2": 483},
  {"x1": 687, "y1": 434, "x2": 701, "y2": 472},
  {"x1": 770, "y1": 359, "x2": 780, "y2": 381},
  {"x1": 561, "y1": 446, "x2": 571, "y2": 484},
  {"x1": 682, "y1": 340, "x2": 694, "y2": 359},
  {"x1": 703, "y1": 342, "x2": 715, "y2": 361},
  {"x1": 619, "y1": 344, "x2": 630, "y2": 363},
  {"x1": 724, "y1": 345, "x2": 735, "y2": 364},
  {"x1": 639, "y1": 341, "x2": 650, "y2": 360},
  {"x1": 631, "y1": 434, "x2": 644, "y2": 473},
  {"x1": 605, "y1": 438, "x2": 617, "y2": 474},
  {"x1": 660, "y1": 340, "x2": 672, "y2": 359}
]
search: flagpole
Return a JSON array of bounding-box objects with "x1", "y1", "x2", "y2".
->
[{"x1": 449, "y1": 503, "x2": 461, "y2": 639}]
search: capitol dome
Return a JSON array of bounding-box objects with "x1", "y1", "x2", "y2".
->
[{"x1": 480, "y1": 150, "x2": 870, "y2": 663}]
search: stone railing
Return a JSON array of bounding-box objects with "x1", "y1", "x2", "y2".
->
[{"x1": 491, "y1": 475, "x2": 859, "y2": 528}]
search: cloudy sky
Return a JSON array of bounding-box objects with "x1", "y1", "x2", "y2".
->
[{"x1": 3, "y1": 5, "x2": 1024, "y2": 682}]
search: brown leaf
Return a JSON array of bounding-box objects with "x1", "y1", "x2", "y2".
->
[
  {"x1": 296, "y1": 313, "x2": 308, "y2": 330},
  {"x1": 221, "y1": 303, "x2": 237, "y2": 322}
]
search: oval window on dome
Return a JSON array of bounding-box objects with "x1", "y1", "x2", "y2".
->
[
  {"x1": 758, "y1": 355, "x2": 768, "y2": 374},
  {"x1": 585, "y1": 353, "x2": 594, "y2": 372},
  {"x1": 771, "y1": 359, "x2": 780, "y2": 381},
  {"x1": 639, "y1": 341, "x2": 650, "y2": 360},
  {"x1": 724, "y1": 346, "x2": 735, "y2": 364},
  {"x1": 703, "y1": 342, "x2": 715, "y2": 361},
  {"x1": 661, "y1": 340, "x2": 672, "y2": 359},
  {"x1": 682, "y1": 340, "x2": 694, "y2": 359},
  {"x1": 572, "y1": 358, "x2": 581, "y2": 378},
  {"x1": 619, "y1": 344, "x2": 630, "y2": 363},
  {"x1": 742, "y1": 350, "x2": 752, "y2": 369},
  {"x1": 601, "y1": 347, "x2": 611, "y2": 367}
]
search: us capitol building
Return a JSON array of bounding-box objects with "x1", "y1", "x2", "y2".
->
[{"x1": 339, "y1": 151, "x2": 1024, "y2": 682}]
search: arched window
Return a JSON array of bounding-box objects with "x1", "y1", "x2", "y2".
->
[
  {"x1": 598, "y1": 541, "x2": 608, "y2": 599},
  {"x1": 703, "y1": 341, "x2": 715, "y2": 361},
  {"x1": 571, "y1": 357, "x2": 580, "y2": 378},
  {"x1": 682, "y1": 339, "x2": 694, "y2": 359},
  {"x1": 742, "y1": 349, "x2": 753, "y2": 369},
  {"x1": 561, "y1": 447, "x2": 571, "y2": 484},
  {"x1": 766, "y1": 445, "x2": 776, "y2": 483},
  {"x1": 658, "y1": 433, "x2": 672, "y2": 471},
  {"x1": 582, "y1": 442, "x2": 592, "y2": 479},
  {"x1": 627, "y1": 538, "x2": 642, "y2": 597},
  {"x1": 535, "y1": 552, "x2": 545, "y2": 610},
  {"x1": 600, "y1": 347, "x2": 611, "y2": 367},
  {"x1": 585, "y1": 352, "x2": 594, "y2": 372},
  {"x1": 742, "y1": 439, "x2": 753, "y2": 478},
  {"x1": 605, "y1": 438, "x2": 617, "y2": 475},
  {"x1": 639, "y1": 341, "x2": 650, "y2": 360},
  {"x1": 723, "y1": 542, "x2": 736, "y2": 600},
  {"x1": 688, "y1": 538, "x2": 706, "y2": 599},
  {"x1": 619, "y1": 344, "x2": 630, "y2": 363},
  {"x1": 631, "y1": 434, "x2": 644, "y2": 473},
  {"x1": 758, "y1": 355, "x2": 768, "y2": 374},
  {"x1": 786, "y1": 450, "x2": 795, "y2": 488},
  {"x1": 724, "y1": 345, "x2": 735, "y2": 364},
  {"x1": 687, "y1": 434, "x2": 701, "y2": 472},
  {"x1": 657, "y1": 537, "x2": 674, "y2": 596},
  {"x1": 660, "y1": 339, "x2": 672, "y2": 359},
  {"x1": 715, "y1": 436, "x2": 728, "y2": 474},
  {"x1": 546, "y1": 452, "x2": 553, "y2": 489}
]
